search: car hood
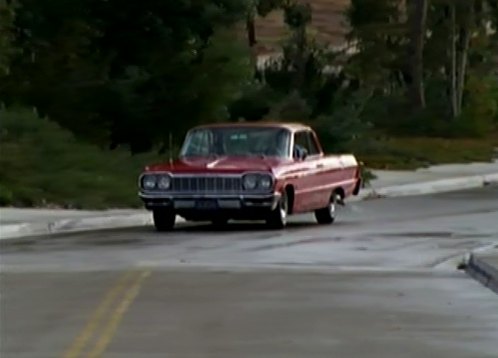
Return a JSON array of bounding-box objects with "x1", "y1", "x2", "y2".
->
[{"x1": 145, "y1": 156, "x2": 290, "y2": 174}]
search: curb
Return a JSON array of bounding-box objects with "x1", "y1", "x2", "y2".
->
[
  {"x1": 359, "y1": 172, "x2": 498, "y2": 200},
  {"x1": 1, "y1": 172, "x2": 497, "y2": 240},
  {"x1": 0, "y1": 213, "x2": 153, "y2": 240},
  {"x1": 465, "y1": 253, "x2": 498, "y2": 295}
]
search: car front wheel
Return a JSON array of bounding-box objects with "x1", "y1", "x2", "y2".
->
[
  {"x1": 266, "y1": 192, "x2": 288, "y2": 229},
  {"x1": 314, "y1": 194, "x2": 336, "y2": 224},
  {"x1": 153, "y1": 209, "x2": 176, "y2": 231}
]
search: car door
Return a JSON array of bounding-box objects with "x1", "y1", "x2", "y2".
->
[
  {"x1": 291, "y1": 130, "x2": 323, "y2": 212},
  {"x1": 307, "y1": 131, "x2": 345, "y2": 209}
]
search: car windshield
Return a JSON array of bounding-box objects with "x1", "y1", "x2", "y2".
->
[{"x1": 180, "y1": 126, "x2": 291, "y2": 158}]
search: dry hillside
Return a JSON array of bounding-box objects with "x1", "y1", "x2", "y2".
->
[{"x1": 251, "y1": 0, "x2": 351, "y2": 55}]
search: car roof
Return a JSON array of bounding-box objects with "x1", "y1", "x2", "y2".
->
[{"x1": 190, "y1": 121, "x2": 312, "y2": 133}]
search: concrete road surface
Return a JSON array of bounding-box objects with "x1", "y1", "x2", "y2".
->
[{"x1": 1, "y1": 187, "x2": 498, "y2": 358}]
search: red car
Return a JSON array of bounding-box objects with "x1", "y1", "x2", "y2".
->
[{"x1": 139, "y1": 122, "x2": 362, "y2": 230}]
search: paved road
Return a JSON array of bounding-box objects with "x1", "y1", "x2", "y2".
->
[{"x1": 1, "y1": 187, "x2": 498, "y2": 357}]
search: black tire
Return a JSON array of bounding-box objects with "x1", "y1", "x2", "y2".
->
[
  {"x1": 314, "y1": 194, "x2": 336, "y2": 224},
  {"x1": 153, "y1": 209, "x2": 176, "y2": 231},
  {"x1": 266, "y1": 191, "x2": 288, "y2": 229}
]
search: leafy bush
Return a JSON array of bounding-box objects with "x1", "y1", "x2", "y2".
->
[
  {"x1": 0, "y1": 108, "x2": 162, "y2": 208},
  {"x1": 266, "y1": 91, "x2": 312, "y2": 121},
  {"x1": 362, "y1": 75, "x2": 498, "y2": 138},
  {"x1": 228, "y1": 81, "x2": 280, "y2": 121},
  {"x1": 313, "y1": 89, "x2": 373, "y2": 153},
  {"x1": 457, "y1": 75, "x2": 498, "y2": 137},
  {"x1": 355, "y1": 136, "x2": 497, "y2": 170}
]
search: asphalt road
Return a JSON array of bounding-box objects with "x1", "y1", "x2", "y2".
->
[{"x1": 1, "y1": 187, "x2": 498, "y2": 358}]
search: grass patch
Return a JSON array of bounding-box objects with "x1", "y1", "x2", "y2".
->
[
  {"x1": 355, "y1": 135, "x2": 498, "y2": 170},
  {"x1": 0, "y1": 108, "x2": 163, "y2": 209}
]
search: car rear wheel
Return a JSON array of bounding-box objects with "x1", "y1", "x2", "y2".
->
[
  {"x1": 266, "y1": 192, "x2": 288, "y2": 229},
  {"x1": 314, "y1": 194, "x2": 336, "y2": 224},
  {"x1": 153, "y1": 209, "x2": 176, "y2": 231}
]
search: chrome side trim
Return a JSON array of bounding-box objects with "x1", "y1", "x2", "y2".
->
[{"x1": 293, "y1": 178, "x2": 357, "y2": 195}]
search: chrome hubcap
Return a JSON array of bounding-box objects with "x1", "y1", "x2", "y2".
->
[
  {"x1": 280, "y1": 196, "x2": 288, "y2": 222},
  {"x1": 280, "y1": 206, "x2": 287, "y2": 219},
  {"x1": 329, "y1": 198, "x2": 336, "y2": 216}
]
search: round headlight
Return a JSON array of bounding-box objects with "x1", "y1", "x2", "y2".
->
[
  {"x1": 142, "y1": 175, "x2": 156, "y2": 190},
  {"x1": 243, "y1": 174, "x2": 258, "y2": 190},
  {"x1": 259, "y1": 175, "x2": 272, "y2": 189},
  {"x1": 157, "y1": 175, "x2": 171, "y2": 190}
]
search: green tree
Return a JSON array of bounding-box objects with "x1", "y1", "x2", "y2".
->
[
  {"x1": 407, "y1": 0, "x2": 429, "y2": 109},
  {"x1": 344, "y1": 0, "x2": 498, "y2": 136},
  {"x1": 0, "y1": 0, "x2": 16, "y2": 79},
  {"x1": 282, "y1": 0, "x2": 313, "y2": 89},
  {"x1": 424, "y1": 0, "x2": 497, "y2": 122},
  {"x1": 345, "y1": 0, "x2": 405, "y2": 91},
  {"x1": 1, "y1": 0, "x2": 253, "y2": 152}
]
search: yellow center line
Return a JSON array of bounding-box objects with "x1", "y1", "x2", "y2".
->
[
  {"x1": 86, "y1": 270, "x2": 151, "y2": 358},
  {"x1": 62, "y1": 270, "x2": 140, "y2": 358}
]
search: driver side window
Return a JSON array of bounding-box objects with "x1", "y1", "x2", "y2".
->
[
  {"x1": 294, "y1": 131, "x2": 308, "y2": 158},
  {"x1": 293, "y1": 130, "x2": 320, "y2": 158}
]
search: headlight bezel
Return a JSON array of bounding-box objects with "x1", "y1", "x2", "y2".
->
[
  {"x1": 140, "y1": 172, "x2": 172, "y2": 191},
  {"x1": 242, "y1": 173, "x2": 258, "y2": 190},
  {"x1": 157, "y1": 175, "x2": 172, "y2": 190},
  {"x1": 141, "y1": 175, "x2": 157, "y2": 190},
  {"x1": 259, "y1": 175, "x2": 273, "y2": 190},
  {"x1": 242, "y1": 172, "x2": 274, "y2": 191}
]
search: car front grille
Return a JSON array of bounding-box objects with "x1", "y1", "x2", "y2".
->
[{"x1": 171, "y1": 176, "x2": 242, "y2": 193}]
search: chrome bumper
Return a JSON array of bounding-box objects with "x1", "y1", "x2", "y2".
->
[{"x1": 139, "y1": 191, "x2": 281, "y2": 211}]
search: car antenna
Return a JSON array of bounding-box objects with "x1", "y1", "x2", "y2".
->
[{"x1": 168, "y1": 132, "x2": 173, "y2": 167}]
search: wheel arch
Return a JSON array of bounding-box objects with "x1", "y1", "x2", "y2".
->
[
  {"x1": 333, "y1": 186, "x2": 345, "y2": 201},
  {"x1": 284, "y1": 184, "x2": 295, "y2": 214}
]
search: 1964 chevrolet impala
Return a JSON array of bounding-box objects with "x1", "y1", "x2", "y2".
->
[{"x1": 139, "y1": 122, "x2": 362, "y2": 230}]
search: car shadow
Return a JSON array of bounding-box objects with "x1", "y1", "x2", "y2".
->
[{"x1": 173, "y1": 220, "x2": 321, "y2": 233}]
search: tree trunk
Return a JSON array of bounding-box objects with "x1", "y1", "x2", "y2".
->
[
  {"x1": 293, "y1": 25, "x2": 307, "y2": 89},
  {"x1": 450, "y1": 3, "x2": 459, "y2": 119},
  {"x1": 408, "y1": 0, "x2": 429, "y2": 109},
  {"x1": 456, "y1": 29, "x2": 470, "y2": 114},
  {"x1": 456, "y1": 3, "x2": 473, "y2": 114},
  {"x1": 246, "y1": 15, "x2": 256, "y2": 47}
]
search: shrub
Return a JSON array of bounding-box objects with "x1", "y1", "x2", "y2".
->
[{"x1": 0, "y1": 108, "x2": 161, "y2": 209}]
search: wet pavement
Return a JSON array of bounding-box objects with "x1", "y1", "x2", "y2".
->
[{"x1": 1, "y1": 187, "x2": 498, "y2": 357}]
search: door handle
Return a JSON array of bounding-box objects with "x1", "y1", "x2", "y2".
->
[{"x1": 316, "y1": 163, "x2": 324, "y2": 169}]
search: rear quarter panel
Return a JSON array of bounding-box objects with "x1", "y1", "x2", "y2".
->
[{"x1": 274, "y1": 154, "x2": 359, "y2": 214}]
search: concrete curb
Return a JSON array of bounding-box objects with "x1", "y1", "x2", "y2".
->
[
  {"x1": 359, "y1": 172, "x2": 498, "y2": 200},
  {"x1": 465, "y1": 253, "x2": 498, "y2": 295},
  {"x1": 0, "y1": 213, "x2": 153, "y2": 240},
  {"x1": 1, "y1": 172, "x2": 497, "y2": 240}
]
